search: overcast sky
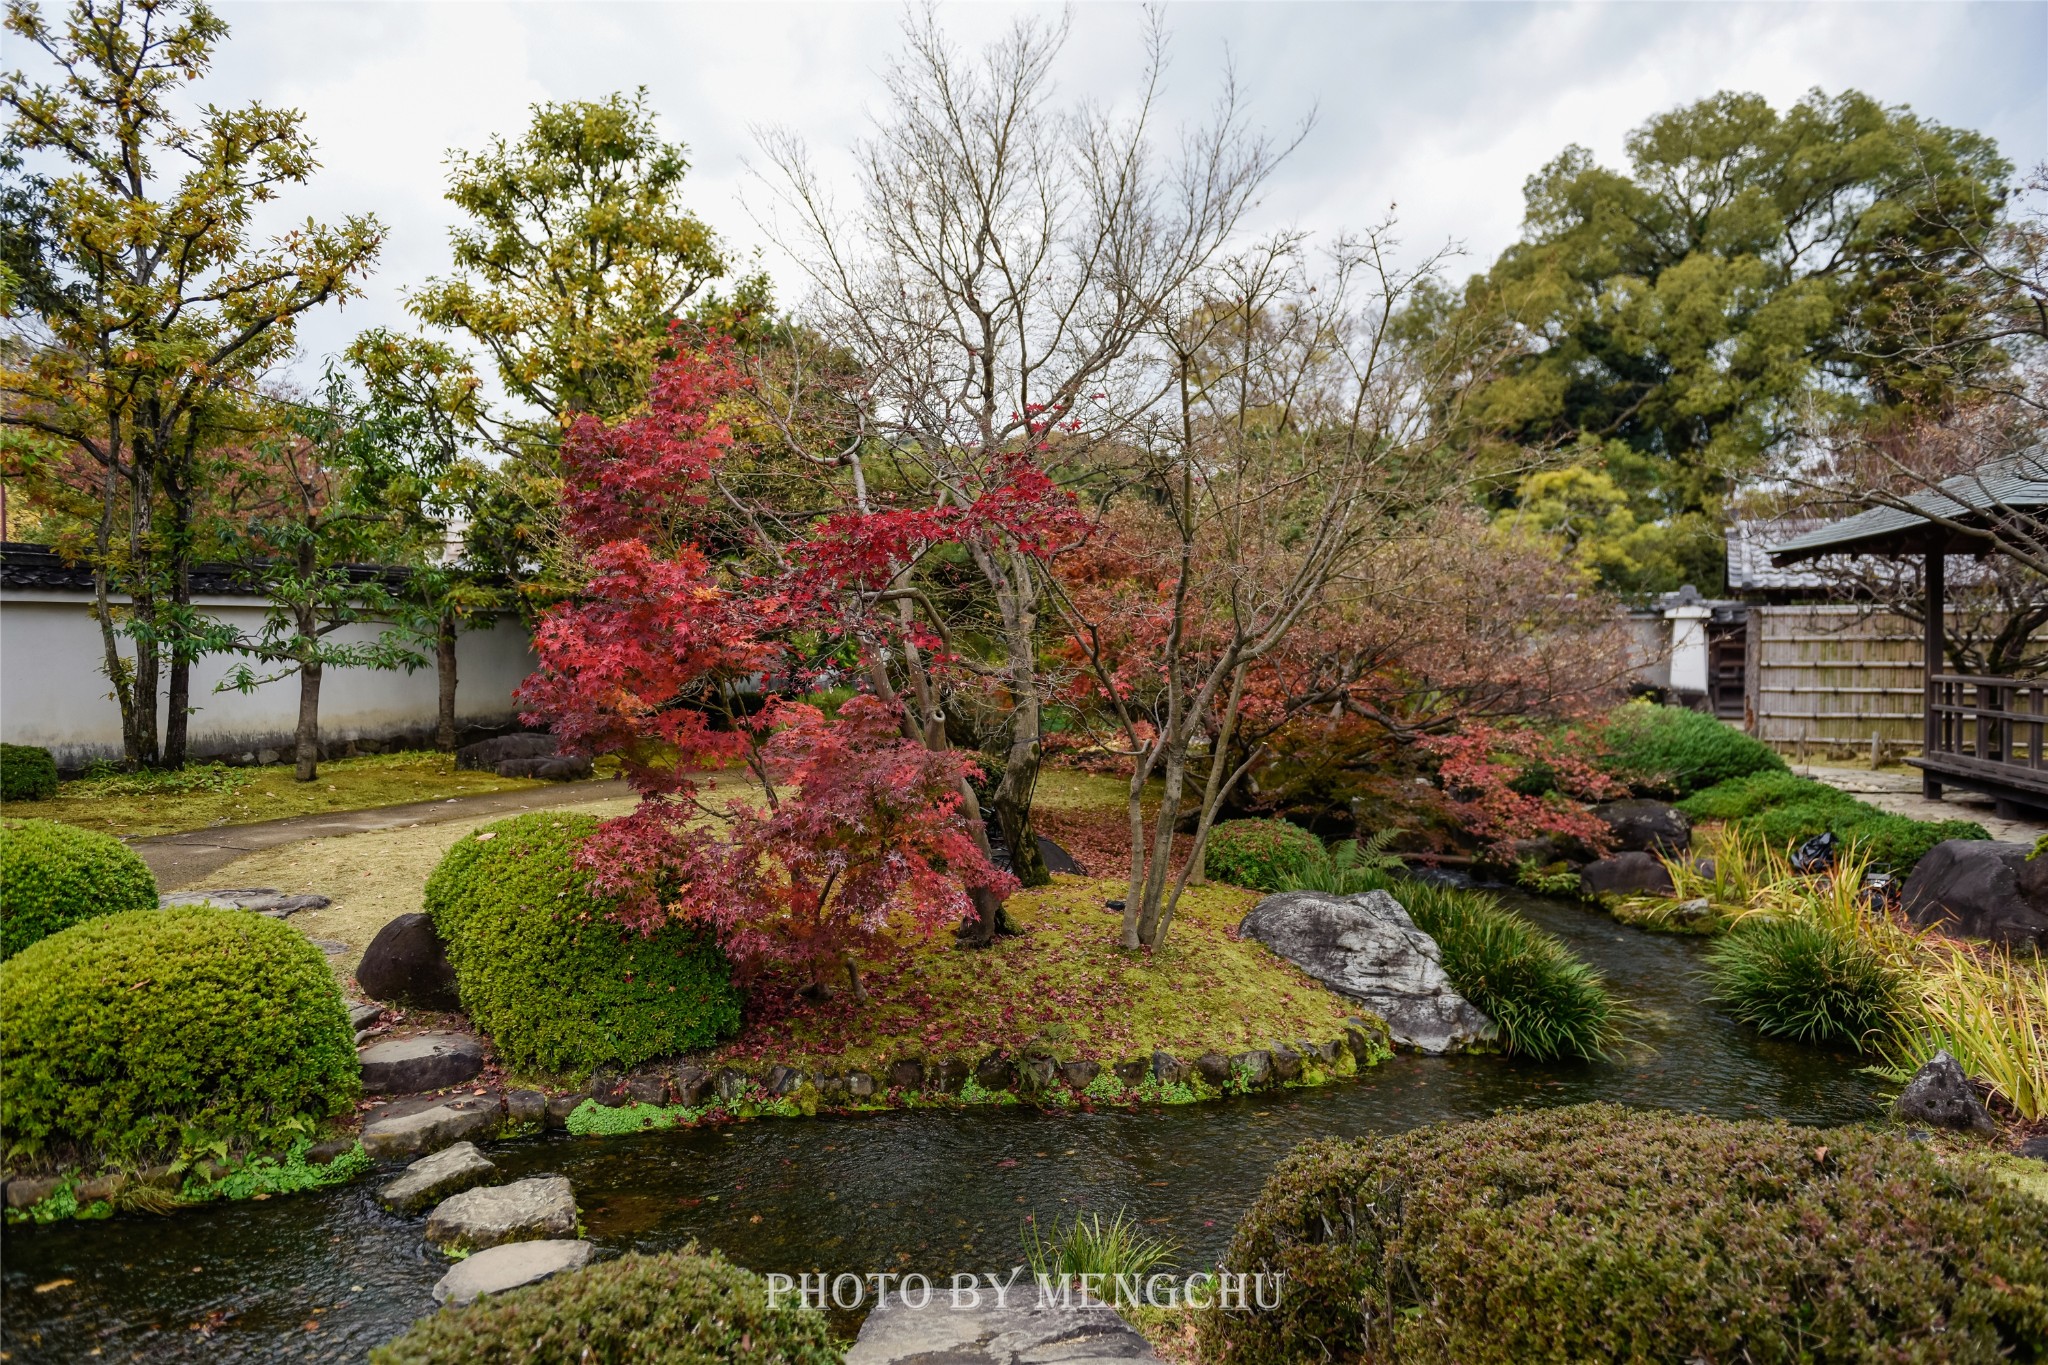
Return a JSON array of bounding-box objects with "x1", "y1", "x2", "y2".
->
[{"x1": 26, "y1": 1, "x2": 2048, "y2": 386}]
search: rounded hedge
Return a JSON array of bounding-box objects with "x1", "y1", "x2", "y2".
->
[
  {"x1": 369, "y1": 1246, "x2": 840, "y2": 1365},
  {"x1": 0, "y1": 906, "x2": 358, "y2": 1169},
  {"x1": 423, "y1": 813, "x2": 741, "y2": 1078},
  {"x1": 1598, "y1": 702, "x2": 1786, "y2": 798},
  {"x1": 1203, "y1": 819, "x2": 1325, "y2": 893},
  {"x1": 1, "y1": 817, "x2": 160, "y2": 960},
  {"x1": 0, "y1": 744, "x2": 58, "y2": 802},
  {"x1": 1202, "y1": 1103, "x2": 2048, "y2": 1365}
]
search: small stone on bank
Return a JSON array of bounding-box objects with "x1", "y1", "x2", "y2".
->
[
  {"x1": 1893, "y1": 1050, "x2": 1996, "y2": 1133},
  {"x1": 432, "y1": 1239, "x2": 592, "y2": 1307}
]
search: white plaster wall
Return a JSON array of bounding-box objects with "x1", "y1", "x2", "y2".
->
[{"x1": 0, "y1": 590, "x2": 537, "y2": 767}]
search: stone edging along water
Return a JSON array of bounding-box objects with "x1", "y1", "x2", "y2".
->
[{"x1": 1, "y1": 1017, "x2": 1395, "y2": 1226}]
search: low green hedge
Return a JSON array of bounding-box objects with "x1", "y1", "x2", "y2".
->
[
  {"x1": 1597, "y1": 702, "x2": 1786, "y2": 797},
  {"x1": 0, "y1": 907, "x2": 358, "y2": 1169},
  {"x1": 370, "y1": 1246, "x2": 840, "y2": 1365},
  {"x1": 423, "y1": 813, "x2": 741, "y2": 1078},
  {"x1": 0, "y1": 744, "x2": 57, "y2": 802},
  {"x1": 0, "y1": 817, "x2": 159, "y2": 960},
  {"x1": 1678, "y1": 772, "x2": 1989, "y2": 873},
  {"x1": 1201, "y1": 1103, "x2": 2048, "y2": 1365},
  {"x1": 1204, "y1": 818, "x2": 1325, "y2": 892}
]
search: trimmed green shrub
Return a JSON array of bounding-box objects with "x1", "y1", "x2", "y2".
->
[
  {"x1": 1675, "y1": 770, "x2": 1852, "y2": 822},
  {"x1": 369, "y1": 1246, "x2": 841, "y2": 1365},
  {"x1": 0, "y1": 817, "x2": 159, "y2": 959},
  {"x1": 1680, "y1": 772, "x2": 1990, "y2": 874},
  {"x1": 1396, "y1": 880, "x2": 1623, "y2": 1062},
  {"x1": 0, "y1": 744, "x2": 57, "y2": 802},
  {"x1": 0, "y1": 907, "x2": 357, "y2": 1169},
  {"x1": 1708, "y1": 914, "x2": 1907, "y2": 1049},
  {"x1": 423, "y1": 813, "x2": 741, "y2": 1077},
  {"x1": 1201, "y1": 1103, "x2": 2048, "y2": 1365},
  {"x1": 1597, "y1": 701, "x2": 1786, "y2": 797},
  {"x1": 1203, "y1": 818, "x2": 1325, "y2": 892}
]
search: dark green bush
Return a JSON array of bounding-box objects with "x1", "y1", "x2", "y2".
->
[
  {"x1": 0, "y1": 817, "x2": 159, "y2": 959},
  {"x1": 1201, "y1": 1103, "x2": 2048, "y2": 1365},
  {"x1": 1203, "y1": 818, "x2": 1325, "y2": 892},
  {"x1": 1675, "y1": 770, "x2": 1851, "y2": 822},
  {"x1": 1708, "y1": 914, "x2": 1907, "y2": 1049},
  {"x1": 1396, "y1": 880, "x2": 1623, "y2": 1062},
  {"x1": 0, "y1": 744, "x2": 57, "y2": 802},
  {"x1": 369, "y1": 1246, "x2": 840, "y2": 1365},
  {"x1": 1597, "y1": 702, "x2": 1786, "y2": 797},
  {"x1": 0, "y1": 907, "x2": 357, "y2": 1169},
  {"x1": 423, "y1": 813, "x2": 741, "y2": 1078}
]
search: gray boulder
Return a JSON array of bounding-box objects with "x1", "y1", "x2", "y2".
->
[
  {"x1": 847, "y1": 1292, "x2": 1161, "y2": 1365},
  {"x1": 1239, "y1": 890, "x2": 1497, "y2": 1055},
  {"x1": 1900, "y1": 840, "x2": 2048, "y2": 948},
  {"x1": 1892, "y1": 1050, "x2": 1995, "y2": 1133},
  {"x1": 360, "y1": 1096, "x2": 503, "y2": 1159},
  {"x1": 425, "y1": 1175, "x2": 579, "y2": 1251},
  {"x1": 1580, "y1": 852, "x2": 1676, "y2": 898},
  {"x1": 1591, "y1": 799, "x2": 1691, "y2": 855},
  {"x1": 355, "y1": 913, "x2": 461, "y2": 1012},
  {"x1": 158, "y1": 888, "x2": 330, "y2": 916},
  {"x1": 434, "y1": 1239, "x2": 593, "y2": 1307},
  {"x1": 495, "y1": 754, "x2": 593, "y2": 781},
  {"x1": 380, "y1": 1141, "x2": 496, "y2": 1214},
  {"x1": 456, "y1": 733, "x2": 556, "y2": 771},
  {"x1": 358, "y1": 1032, "x2": 484, "y2": 1094}
]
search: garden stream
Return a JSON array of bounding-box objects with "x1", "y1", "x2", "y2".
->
[{"x1": 2, "y1": 891, "x2": 1884, "y2": 1364}]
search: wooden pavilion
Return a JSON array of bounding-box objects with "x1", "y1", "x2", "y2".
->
[{"x1": 1769, "y1": 452, "x2": 2048, "y2": 818}]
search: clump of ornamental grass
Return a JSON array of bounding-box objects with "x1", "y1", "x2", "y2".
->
[
  {"x1": 1398, "y1": 879, "x2": 1627, "y2": 1063},
  {"x1": 1890, "y1": 942, "x2": 2048, "y2": 1121},
  {"x1": 1705, "y1": 872, "x2": 1916, "y2": 1052},
  {"x1": 1024, "y1": 1209, "x2": 1178, "y2": 1281}
]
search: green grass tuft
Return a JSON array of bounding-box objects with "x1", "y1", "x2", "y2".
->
[
  {"x1": 1706, "y1": 914, "x2": 1906, "y2": 1050},
  {"x1": 1025, "y1": 1209, "x2": 1178, "y2": 1280}
]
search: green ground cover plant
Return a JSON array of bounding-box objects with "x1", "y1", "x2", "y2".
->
[
  {"x1": 1707, "y1": 913, "x2": 1909, "y2": 1049},
  {"x1": 0, "y1": 906, "x2": 358, "y2": 1171},
  {"x1": 1024, "y1": 1209, "x2": 1178, "y2": 1280},
  {"x1": 17, "y1": 750, "x2": 552, "y2": 839},
  {"x1": 1202, "y1": 818, "x2": 1324, "y2": 892},
  {"x1": 1202, "y1": 1103, "x2": 2048, "y2": 1365},
  {"x1": 424, "y1": 813, "x2": 741, "y2": 1078},
  {"x1": 369, "y1": 1246, "x2": 842, "y2": 1365},
  {"x1": 0, "y1": 744, "x2": 57, "y2": 801},
  {"x1": 0, "y1": 817, "x2": 158, "y2": 959},
  {"x1": 1597, "y1": 701, "x2": 1786, "y2": 797}
]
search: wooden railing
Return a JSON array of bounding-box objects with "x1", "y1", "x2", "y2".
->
[{"x1": 1921, "y1": 673, "x2": 2048, "y2": 798}]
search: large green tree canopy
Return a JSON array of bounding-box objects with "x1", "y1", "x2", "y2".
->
[{"x1": 1466, "y1": 88, "x2": 2009, "y2": 593}]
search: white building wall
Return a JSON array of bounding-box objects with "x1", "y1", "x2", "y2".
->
[{"x1": 0, "y1": 589, "x2": 537, "y2": 768}]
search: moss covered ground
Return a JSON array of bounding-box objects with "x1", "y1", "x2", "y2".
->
[
  {"x1": 6, "y1": 751, "x2": 554, "y2": 839},
  {"x1": 706, "y1": 875, "x2": 1362, "y2": 1075}
]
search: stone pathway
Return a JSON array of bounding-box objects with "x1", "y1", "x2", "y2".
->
[
  {"x1": 1792, "y1": 764, "x2": 2045, "y2": 844},
  {"x1": 128, "y1": 779, "x2": 631, "y2": 886}
]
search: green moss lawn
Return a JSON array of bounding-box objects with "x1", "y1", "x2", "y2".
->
[
  {"x1": 707, "y1": 874, "x2": 1361, "y2": 1075},
  {"x1": 4, "y1": 751, "x2": 555, "y2": 839}
]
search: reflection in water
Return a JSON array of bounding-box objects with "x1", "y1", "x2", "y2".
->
[{"x1": 1, "y1": 894, "x2": 1880, "y2": 1364}]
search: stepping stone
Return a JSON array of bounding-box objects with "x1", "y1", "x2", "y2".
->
[
  {"x1": 359, "y1": 1033, "x2": 484, "y2": 1094},
  {"x1": 159, "y1": 888, "x2": 332, "y2": 916},
  {"x1": 347, "y1": 1002, "x2": 384, "y2": 1032},
  {"x1": 360, "y1": 1096, "x2": 502, "y2": 1160},
  {"x1": 433, "y1": 1239, "x2": 593, "y2": 1307},
  {"x1": 847, "y1": 1292, "x2": 1162, "y2": 1364},
  {"x1": 380, "y1": 1141, "x2": 496, "y2": 1214},
  {"x1": 425, "y1": 1175, "x2": 578, "y2": 1251}
]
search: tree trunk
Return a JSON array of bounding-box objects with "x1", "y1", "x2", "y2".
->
[
  {"x1": 294, "y1": 657, "x2": 323, "y2": 782},
  {"x1": 991, "y1": 733, "x2": 1049, "y2": 888},
  {"x1": 435, "y1": 611, "x2": 459, "y2": 753},
  {"x1": 164, "y1": 555, "x2": 192, "y2": 769}
]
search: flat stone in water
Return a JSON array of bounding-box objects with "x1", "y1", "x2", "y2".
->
[
  {"x1": 433, "y1": 1239, "x2": 592, "y2": 1307},
  {"x1": 424, "y1": 1176, "x2": 578, "y2": 1251},
  {"x1": 359, "y1": 1033, "x2": 484, "y2": 1094},
  {"x1": 1239, "y1": 889, "x2": 1496, "y2": 1055},
  {"x1": 380, "y1": 1141, "x2": 496, "y2": 1214},
  {"x1": 360, "y1": 1097, "x2": 502, "y2": 1160},
  {"x1": 847, "y1": 1292, "x2": 1161, "y2": 1364}
]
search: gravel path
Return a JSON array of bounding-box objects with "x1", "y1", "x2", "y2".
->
[{"x1": 1791, "y1": 763, "x2": 2046, "y2": 844}]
